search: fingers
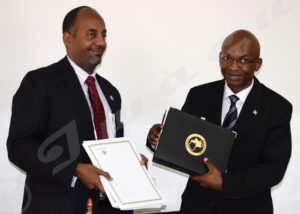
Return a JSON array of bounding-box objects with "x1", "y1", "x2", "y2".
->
[
  {"x1": 94, "y1": 167, "x2": 112, "y2": 193},
  {"x1": 191, "y1": 158, "x2": 222, "y2": 191},
  {"x1": 148, "y1": 124, "x2": 163, "y2": 145},
  {"x1": 151, "y1": 124, "x2": 163, "y2": 135},
  {"x1": 95, "y1": 180, "x2": 106, "y2": 193},
  {"x1": 140, "y1": 154, "x2": 148, "y2": 169},
  {"x1": 148, "y1": 134, "x2": 160, "y2": 145},
  {"x1": 154, "y1": 124, "x2": 163, "y2": 133},
  {"x1": 75, "y1": 163, "x2": 110, "y2": 192},
  {"x1": 95, "y1": 167, "x2": 113, "y2": 181},
  {"x1": 190, "y1": 158, "x2": 212, "y2": 182}
]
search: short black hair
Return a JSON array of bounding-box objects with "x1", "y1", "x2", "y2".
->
[{"x1": 62, "y1": 6, "x2": 92, "y2": 33}]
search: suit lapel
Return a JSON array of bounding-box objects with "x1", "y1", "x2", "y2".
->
[
  {"x1": 95, "y1": 75, "x2": 117, "y2": 113},
  {"x1": 233, "y1": 78, "x2": 262, "y2": 143},
  {"x1": 95, "y1": 75, "x2": 124, "y2": 137},
  {"x1": 57, "y1": 57, "x2": 94, "y2": 139},
  {"x1": 205, "y1": 80, "x2": 225, "y2": 126}
]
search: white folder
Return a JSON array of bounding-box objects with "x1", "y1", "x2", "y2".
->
[{"x1": 83, "y1": 137, "x2": 165, "y2": 210}]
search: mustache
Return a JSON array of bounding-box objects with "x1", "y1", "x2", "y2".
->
[{"x1": 88, "y1": 45, "x2": 105, "y2": 54}]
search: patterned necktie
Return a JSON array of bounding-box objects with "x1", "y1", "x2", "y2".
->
[
  {"x1": 222, "y1": 95, "x2": 239, "y2": 130},
  {"x1": 85, "y1": 76, "x2": 108, "y2": 139}
]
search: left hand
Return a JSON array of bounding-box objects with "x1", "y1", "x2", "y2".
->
[
  {"x1": 140, "y1": 154, "x2": 148, "y2": 169},
  {"x1": 191, "y1": 158, "x2": 222, "y2": 191}
]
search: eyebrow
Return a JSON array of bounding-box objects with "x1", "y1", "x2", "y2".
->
[
  {"x1": 220, "y1": 52, "x2": 250, "y2": 58},
  {"x1": 87, "y1": 28, "x2": 107, "y2": 34}
]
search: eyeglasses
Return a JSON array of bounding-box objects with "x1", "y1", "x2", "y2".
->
[{"x1": 219, "y1": 53, "x2": 258, "y2": 67}]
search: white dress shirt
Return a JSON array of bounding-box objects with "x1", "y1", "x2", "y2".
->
[
  {"x1": 221, "y1": 79, "x2": 254, "y2": 125},
  {"x1": 67, "y1": 56, "x2": 116, "y2": 138},
  {"x1": 67, "y1": 56, "x2": 116, "y2": 187}
]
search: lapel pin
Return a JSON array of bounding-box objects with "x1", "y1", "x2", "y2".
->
[
  {"x1": 200, "y1": 117, "x2": 206, "y2": 120},
  {"x1": 232, "y1": 131, "x2": 238, "y2": 138},
  {"x1": 252, "y1": 109, "x2": 258, "y2": 116},
  {"x1": 110, "y1": 95, "x2": 114, "y2": 101}
]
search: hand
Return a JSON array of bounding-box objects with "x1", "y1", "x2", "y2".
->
[
  {"x1": 147, "y1": 124, "x2": 163, "y2": 145},
  {"x1": 75, "y1": 163, "x2": 112, "y2": 193},
  {"x1": 191, "y1": 158, "x2": 222, "y2": 191},
  {"x1": 140, "y1": 154, "x2": 148, "y2": 169}
]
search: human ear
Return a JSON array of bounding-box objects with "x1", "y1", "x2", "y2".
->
[
  {"x1": 255, "y1": 58, "x2": 263, "y2": 71},
  {"x1": 63, "y1": 32, "x2": 72, "y2": 48}
]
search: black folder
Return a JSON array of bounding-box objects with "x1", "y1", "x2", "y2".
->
[{"x1": 153, "y1": 108, "x2": 235, "y2": 175}]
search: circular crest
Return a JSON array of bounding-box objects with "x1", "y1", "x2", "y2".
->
[{"x1": 185, "y1": 134, "x2": 207, "y2": 156}]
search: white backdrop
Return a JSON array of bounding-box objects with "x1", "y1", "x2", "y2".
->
[{"x1": 0, "y1": 0, "x2": 300, "y2": 213}]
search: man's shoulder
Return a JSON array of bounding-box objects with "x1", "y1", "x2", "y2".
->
[
  {"x1": 96, "y1": 74, "x2": 120, "y2": 93},
  {"x1": 260, "y1": 83, "x2": 292, "y2": 109},
  {"x1": 96, "y1": 74, "x2": 115, "y2": 88},
  {"x1": 189, "y1": 79, "x2": 224, "y2": 95},
  {"x1": 25, "y1": 57, "x2": 66, "y2": 80}
]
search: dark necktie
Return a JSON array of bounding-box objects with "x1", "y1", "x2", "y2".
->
[
  {"x1": 222, "y1": 95, "x2": 239, "y2": 130},
  {"x1": 85, "y1": 76, "x2": 108, "y2": 139}
]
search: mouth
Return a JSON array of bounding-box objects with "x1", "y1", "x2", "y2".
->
[
  {"x1": 226, "y1": 73, "x2": 242, "y2": 81},
  {"x1": 90, "y1": 50, "x2": 103, "y2": 57},
  {"x1": 88, "y1": 46, "x2": 104, "y2": 57}
]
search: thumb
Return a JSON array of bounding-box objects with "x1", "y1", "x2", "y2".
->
[
  {"x1": 203, "y1": 157, "x2": 214, "y2": 171},
  {"x1": 96, "y1": 168, "x2": 113, "y2": 181}
]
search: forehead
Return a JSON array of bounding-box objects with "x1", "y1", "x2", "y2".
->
[
  {"x1": 74, "y1": 9, "x2": 106, "y2": 31},
  {"x1": 222, "y1": 37, "x2": 258, "y2": 57}
]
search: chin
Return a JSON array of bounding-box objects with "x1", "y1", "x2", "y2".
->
[{"x1": 89, "y1": 57, "x2": 102, "y2": 66}]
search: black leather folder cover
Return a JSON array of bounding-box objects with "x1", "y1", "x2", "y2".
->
[{"x1": 153, "y1": 108, "x2": 235, "y2": 175}]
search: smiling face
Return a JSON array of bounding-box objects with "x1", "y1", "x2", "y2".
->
[
  {"x1": 220, "y1": 30, "x2": 262, "y2": 93},
  {"x1": 63, "y1": 8, "x2": 107, "y2": 74}
]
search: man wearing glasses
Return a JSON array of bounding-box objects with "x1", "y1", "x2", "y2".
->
[{"x1": 147, "y1": 29, "x2": 292, "y2": 214}]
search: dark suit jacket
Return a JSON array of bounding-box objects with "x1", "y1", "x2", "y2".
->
[
  {"x1": 7, "y1": 57, "x2": 125, "y2": 214},
  {"x1": 179, "y1": 78, "x2": 292, "y2": 214}
]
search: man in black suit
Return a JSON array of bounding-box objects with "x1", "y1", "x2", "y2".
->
[
  {"x1": 7, "y1": 6, "x2": 145, "y2": 214},
  {"x1": 147, "y1": 30, "x2": 292, "y2": 214}
]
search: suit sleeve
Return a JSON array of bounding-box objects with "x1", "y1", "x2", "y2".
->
[
  {"x1": 7, "y1": 72, "x2": 78, "y2": 189},
  {"x1": 181, "y1": 89, "x2": 193, "y2": 113},
  {"x1": 221, "y1": 101, "x2": 292, "y2": 198}
]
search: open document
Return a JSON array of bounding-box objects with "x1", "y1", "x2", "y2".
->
[{"x1": 83, "y1": 137, "x2": 165, "y2": 210}]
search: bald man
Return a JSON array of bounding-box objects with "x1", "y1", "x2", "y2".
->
[{"x1": 147, "y1": 30, "x2": 292, "y2": 214}]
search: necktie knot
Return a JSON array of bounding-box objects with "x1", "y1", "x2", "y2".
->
[
  {"x1": 229, "y1": 95, "x2": 239, "y2": 105},
  {"x1": 85, "y1": 76, "x2": 96, "y2": 87}
]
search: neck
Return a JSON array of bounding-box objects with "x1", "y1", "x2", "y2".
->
[{"x1": 84, "y1": 66, "x2": 94, "y2": 75}]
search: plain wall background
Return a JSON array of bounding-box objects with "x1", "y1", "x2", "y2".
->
[{"x1": 0, "y1": 0, "x2": 299, "y2": 213}]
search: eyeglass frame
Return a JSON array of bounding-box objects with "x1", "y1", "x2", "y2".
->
[{"x1": 219, "y1": 52, "x2": 260, "y2": 67}]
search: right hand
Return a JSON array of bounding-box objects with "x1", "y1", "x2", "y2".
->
[
  {"x1": 75, "y1": 163, "x2": 112, "y2": 193},
  {"x1": 147, "y1": 124, "x2": 163, "y2": 145}
]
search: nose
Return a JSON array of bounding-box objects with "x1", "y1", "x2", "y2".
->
[
  {"x1": 228, "y1": 59, "x2": 239, "y2": 70},
  {"x1": 95, "y1": 34, "x2": 106, "y2": 48}
]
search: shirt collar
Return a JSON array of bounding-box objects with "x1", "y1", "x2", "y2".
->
[
  {"x1": 67, "y1": 56, "x2": 97, "y2": 85},
  {"x1": 223, "y1": 78, "x2": 254, "y2": 103}
]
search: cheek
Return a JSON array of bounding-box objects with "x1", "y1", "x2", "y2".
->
[
  {"x1": 244, "y1": 67, "x2": 256, "y2": 76},
  {"x1": 220, "y1": 66, "x2": 226, "y2": 73}
]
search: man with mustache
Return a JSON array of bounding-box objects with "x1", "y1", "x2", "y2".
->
[
  {"x1": 7, "y1": 6, "x2": 144, "y2": 214},
  {"x1": 147, "y1": 30, "x2": 292, "y2": 214}
]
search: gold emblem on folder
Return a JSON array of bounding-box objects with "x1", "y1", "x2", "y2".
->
[{"x1": 185, "y1": 134, "x2": 207, "y2": 156}]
